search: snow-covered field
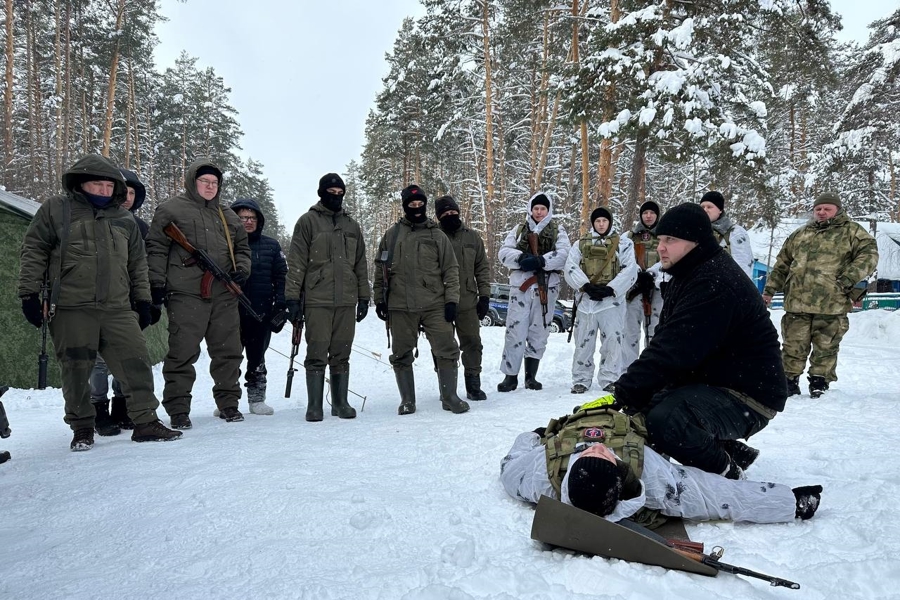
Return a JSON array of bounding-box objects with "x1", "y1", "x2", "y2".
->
[{"x1": 2, "y1": 309, "x2": 900, "y2": 599}]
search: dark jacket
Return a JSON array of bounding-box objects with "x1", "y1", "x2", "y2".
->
[
  {"x1": 18, "y1": 154, "x2": 149, "y2": 308},
  {"x1": 285, "y1": 201, "x2": 369, "y2": 308},
  {"x1": 442, "y1": 225, "x2": 490, "y2": 310},
  {"x1": 145, "y1": 158, "x2": 251, "y2": 298},
  {"x1": 615, "y1": 240, "x2": 787, "y2": 414},
  {"x1": 120, "y1": 168, "x2": 149, "y2": 240},
  {"x1": 230, "y1": 198, "x2": 287, "y2": 317}
]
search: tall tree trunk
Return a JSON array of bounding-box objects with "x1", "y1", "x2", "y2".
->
[
  {"x1": 4, "y1": 0, "x2": 14, "y2": 177},
  {"x1": 62, "y1": 0, "x2": 71, "y2": 169},
  {"x1": 54, "y1": 0, "x2": 64, "y2": 180},
  {"x1": 626, "y1": 130, "x2": 648, "y2": 221},
  {"x1": 596, "y1": 0, "x2": 619, "y2": 207},
  {"x1": 480, "y1": 0, "x2": 496, "y2": 212},
  {"x1": 101, "y1": 0, "x2": 126, "y2": 157},
  {"x1": 572, "y1": 0, "x2": 590, "y2": 232}
]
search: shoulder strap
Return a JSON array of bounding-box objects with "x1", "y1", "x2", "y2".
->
[
  {"x1": 217, "y1": 204, "x2": 237, "y2": 271},
  {"x1": 48, "y1": 197, "x2": 72, "y2": 317},
  {"x1": 385, "y1": 222, "x2": 401, "y2": 269}
]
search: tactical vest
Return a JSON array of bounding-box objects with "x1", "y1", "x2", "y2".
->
[
  {"x1": 631, "y1": 229, "x2": 660, "y2": 269},
  {"x1": 541, "y1": 407, "x2": 665, "y2": 528},
  {"x1": 713, "y1": 227, "x2": 732, "y2": 254},
  {"x1": 516, "y1": 220, "x2": 558, "y2": 254},
  {"x1": 578, "y1": 234, "x2": 620, "y2": 285}
]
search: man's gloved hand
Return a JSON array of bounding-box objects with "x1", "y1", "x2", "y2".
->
[
  {"x1": 375, "y1": 303, "x2": 389, "y2": 322},
  {"x1": 151, "y1": 287, "x2": 167, "y2": 306},
  {"x1": 476, "y1": 296, "x2": 490, "y2": 320},
  {"x1": 583, "y1": 283, "x2": 614, "y2": 301},
  {"x1": 149, "y1": 304, "x2": 162, "y2": 326},
  {"x1": 229, "y1": 270, "x2": 248, "y2": 287},
  {"x1": 637, "y1": 271, "x2": 655, "y2": 294},
  {"x1": 286, "y1": 299, "x2": 303, "y2": 323},
  {"x1": 21, "y1": 294, "x2": 42, "y2": 328},
  {"x1": 134, "y1": 301, "x2": 153, "y2": 330},
  {"x1": 269, "y1": 302, "x2": 289, "y2": 333},
  {"x1": 518, "y1": 253, "x2": 544, "y2": 272},
  {"x1": 444, "y1": 302, "x2": 457, "y2": 323},
  {"x1": 532, "y1": 426, "x2": 547, "y2": 437},
  {"x1": 356, "y1": 299, "x2": 369, "y2": 323}
]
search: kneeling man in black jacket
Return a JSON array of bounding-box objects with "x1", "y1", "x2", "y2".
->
[{"x1": 613, "y1": 203, "x2": 787, "y2": 480}]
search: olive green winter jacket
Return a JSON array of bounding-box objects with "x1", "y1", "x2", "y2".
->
[
  {"x1": 443, "y1": 225, "x2": 490, "y2": 311},
  {"x1": 145, "y1": 159, "x2": 251, "y2": 298},
  {"x1": 373, "y1": 218, "x2": 460, "y2": 311},
  {"x1": 286, "y1": 201, "x2": 369, "y2": 307},
  {"x1": 763, "y1": 212, "x2": 878, "y2": 315},
  {"x1": 18, "y1": 154, "x2": 150, "y2": 309}
]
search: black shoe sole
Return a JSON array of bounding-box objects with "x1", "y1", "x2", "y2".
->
[
  {"x1": 466, "y1": 392, "x2": 487, "y2": 400},
  {"x1": 132, "y1": 434, "x2": 183, "y2": 443},
  {"x1": 70, "y1": 443, "x2": 94, "y2": 452},
  {"x1": 95, "y1": 426, "x2": 121, "y2": 437}
]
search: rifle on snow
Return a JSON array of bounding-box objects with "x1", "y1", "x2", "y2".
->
[
  {"x1": 37, "y1": 276, "x2": 51, "y2": 390},
  {"x1": 284, "y1": 295, "x2": 304, "y2": 398},
  {"x1": 163, "y1": 223, "x2": 262, "y2": 321},
  {"x1": 520, "y1": 232, "x2": 549, "y2": 327}
]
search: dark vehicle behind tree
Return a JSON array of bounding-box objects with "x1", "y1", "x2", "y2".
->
[{"x1": 483, "y1": 283, "x2": 571, "y2": 333}]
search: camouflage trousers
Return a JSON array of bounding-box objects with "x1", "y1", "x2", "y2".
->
[{"x1": 781, "y1": 312, "x2": 849, "y2": 383}]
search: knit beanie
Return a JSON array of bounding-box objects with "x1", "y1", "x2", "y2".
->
[
  {"x1": 655, "y1": 203, "x2": 716, "y2": 245},
  {"x1": 567, "y1": 455, "x2": 623, "y2": 517},
  {"x1": 639, "y1": 200, "x2": 661, "y2": 221},
  {"x1": 317, "y1": 173, "x2": 345, "y2": 197},
  {"x1": 531, "y1": 193, "x2": 551, "y2": 210},
  {"x1": 434, "y1": 195, "x2": 460, "y2": 219},
  {"x1": 401, "y1": 184, "x2": 427, "y2": 206},
  {"x1": 700, "y1": 191, "x2": 725, "y2": 212},
  {"x1": 590, "y1": 207, "x2": 613, "y2": 235},
  {"x1": 196, "y1": 165, "x2": 221, "y2": 182},
  {"x1": 813, "y1": 191, "x2": 842, "y2": 209}
]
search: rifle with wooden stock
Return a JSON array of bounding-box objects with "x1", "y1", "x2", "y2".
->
[
  {"x1": 163, "y1": 223, "x2": 262, "y2": 321},
  {"x1": 633, "y1": 242, "x2": 653, "y2": 346},
  {"x1": 521, "y1": 232, "x2": 549, "y2": 327}
]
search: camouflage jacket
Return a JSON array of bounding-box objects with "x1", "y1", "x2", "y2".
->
[{"x1": 763, "y1": 213, "x2": 878, "y2": 315}]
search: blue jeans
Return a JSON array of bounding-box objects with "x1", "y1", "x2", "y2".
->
[
  {"x1": 644, "y1": 384, "x2": 769, "y2": 474},
  {"x1": 89, "y1": 354, "x2": 123, "y2": 403}
]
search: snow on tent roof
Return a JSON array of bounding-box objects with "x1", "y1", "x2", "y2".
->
[
  {"x1": 749, "y1": 216, "x2": 900, "y2": 280},
  {"x1": 0, "y1": 187, "x2": 40, "y2": 219}
]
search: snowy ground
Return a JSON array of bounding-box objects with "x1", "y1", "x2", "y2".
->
[{"x1": 2, "y1": 308, "x2": 900, "y2": 599}]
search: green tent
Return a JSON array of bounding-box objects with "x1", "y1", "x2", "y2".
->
[{"x1": 0, "y1": 189, "x2": 168, "y2": 390}]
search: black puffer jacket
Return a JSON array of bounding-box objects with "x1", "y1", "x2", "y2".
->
[
  {"x1": 120, "y1": 168, "x2": 150, "y2": 239},
  {"x1": 615, "y1": 239, "x2": 787, "y2": 414},
  {"x1": 230, "y1": 198, "x2": 287, "y2": 317}
]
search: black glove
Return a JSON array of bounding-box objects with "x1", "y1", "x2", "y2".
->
[
  {"x1": 532, "y1": 426, "x2": 547, "y2": 437},
  {"x1": 518, "y1": 253, "x2": 544, "y2": 272},
  {"x1": 229, "y1": 270, "x2": 248, "y2": 287},
  {"x1": 375, "y1": 302, "x2": 389, "y2": 322},
  {"x1": 151, "y1": 287, "x2": 167, "y2": 306},
  {"x1": 269, "y1": 309, "x2": 289, "y2": 333},
  {"x1": 149, "y1": 304, "x2": 162, "y2": 326},
  {"x1": 444, "y1": 302, "x2": 457, "y2": 322},
  {"x1": 134, "y1": 301, "x2": 153, "y2": 330},
  {"x1": 21, "y1": 294, "x2": 42, "y2": 329},
  {"x1": 583, "y1": 283, "x2": 614, "y2": 301},
  {"x1": 637, "y1": 271, "x2": 655, "y2": 294},
  {"x1": 476, "y1": 296, "x2": 490, "y2": 320},
  {"x1": 286, "y1": 299, "x2": 303, "y2": 323},
  {"x1": 356, "y1": 299, "x2": 369, "y2": 323}
]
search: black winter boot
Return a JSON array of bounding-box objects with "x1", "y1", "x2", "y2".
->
[
  {"x1": 132, "y1": 420, "x2": 183, "y2": 442},
  {"x1": 395, "y1": 369, "x2": 416, "y2": 415},
  {"x1": 808, "y1": 376, "x2": 829, "y2": 398},
  {"x1": 464, "y1": 374, "x2": 487, "y2": 401},
  {"x1": 524, "y1": 357, "x2": 542, "y2": 390},
  {"x1": 94, "y1": 401, "x2": 121, "y2": 437},
  {"x1": 438, "y1": 368, "x2": 470, "y2": 414},
  {"x1": 305, "y1": 370, "x2": 325, "y2": 422},
  {"x1": 70, "y1": 428, "x2": 94, "y2": 452},
  {"x1": 109, "y1": 396, "x2": 134, "y2": 429},
  {"x1": 786, "y1": 375, "x2": 801, "y2": 397},
  {"x1": 720, "y1": 439, "x2": 760, "y2": 471},
  {"x1": 170, "y1": 413, "x2": 192, "y2": 430},
  {"x1": 722, "y1": 456, "x2": 746, "y2": 480},
  {"x1": 330, "y1": 371, "x2": 357, "y2": 419},
  {"x1": 218, "y1": 406, "x2": 244, "y2": 422},
  {"x1": 497, "y1": 375, "x2": 518, "y2": 393},
  {"x1": 793, "y1": 485, "x2": 823, "y2": 520}
]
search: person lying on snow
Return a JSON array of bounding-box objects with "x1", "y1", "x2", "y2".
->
[{"x1": 499, "y1": 398, "x2": 822, "y2": 524}]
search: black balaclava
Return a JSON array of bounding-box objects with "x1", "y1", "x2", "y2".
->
[
  {"x1": 401, "y1": 184, "x2": 428, "y2": 224},
  {"x1": 590, "y1": 206, "x2": 613, "y2": 236},
  {"x1": 318, "y1": 172, "x2": 346, "y2": 212},
  {"x1": 435, "y1": 195, "x2": 462, "y2": 233}
]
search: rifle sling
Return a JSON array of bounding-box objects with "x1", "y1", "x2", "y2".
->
[
  {"x1": 216, "y1": 204, "x2": 237, "y2": 271},
  {"x1": 48, "y1": 197, "x2": 72, "y2": 319}
]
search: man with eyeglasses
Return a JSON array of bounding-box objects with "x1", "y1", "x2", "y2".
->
[
  {"x1": 228, "y1": 197, "x2": 287, "y2": 416},
  {"x1": 146, "y1": 159, "x2": 252, "y2": 429},
  {"x1": 286, "y1": 173, "x2": 369, "y2": 421}
]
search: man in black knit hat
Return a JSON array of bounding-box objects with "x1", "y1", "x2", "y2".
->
[
  {"x1": 434, "y1": 195, "x2": 491, "y2": 400},
  {"x1": 622, "y1": 200, "x2": 665, "y2": 369},
  {"x1": 373, "y1": 185, "x2": 468, "y2": 415},
  {"x1": 612, "y1": 203, "x2": 787, "y2": 480},
  {"x1": 699, "y1": 191, "x2": 754, "y2": 280},
  {"x1": 285, "y1": 173, "x2": 368, "y2": 421}
]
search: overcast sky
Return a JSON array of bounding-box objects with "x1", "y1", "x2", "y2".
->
[{"x1": 153, "y1": 0, "x2": 897, "y2": 228}]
